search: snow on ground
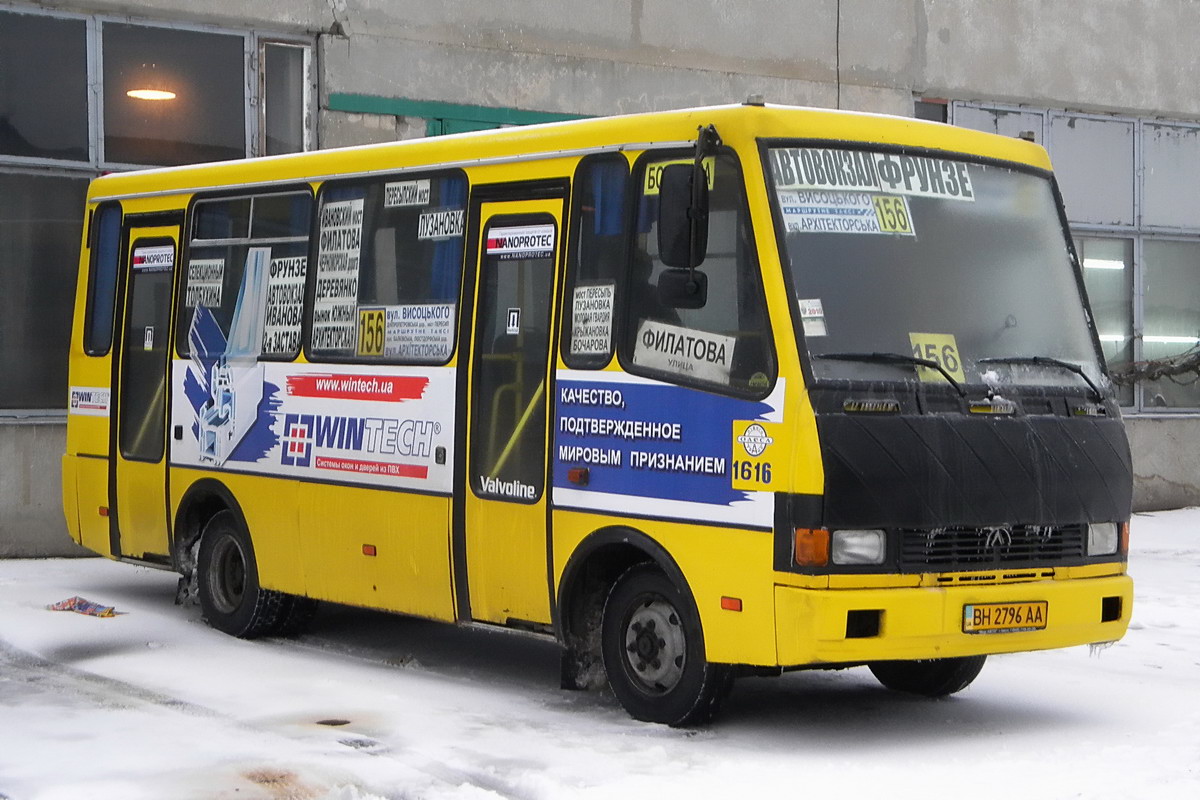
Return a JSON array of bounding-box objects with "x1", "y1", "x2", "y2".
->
[{"x1": 1, "y1": 509, "x2": 1198, "y2": 800}]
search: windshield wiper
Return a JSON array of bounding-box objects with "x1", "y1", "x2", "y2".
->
[
  {"x1": 815, "y1": 351, "x2": 965, "y2": 396},
  {"x1": 977, "y1": 355, "x2": 1103, "y2": 401}
]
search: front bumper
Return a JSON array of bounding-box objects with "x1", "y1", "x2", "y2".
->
[{"x1": 775, "y1": 573, "x2": 1132, "y2": 666}]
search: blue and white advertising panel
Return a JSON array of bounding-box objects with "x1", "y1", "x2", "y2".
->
[{"x1": 553, "y1": 370, "x2": 786, "y2": 528}]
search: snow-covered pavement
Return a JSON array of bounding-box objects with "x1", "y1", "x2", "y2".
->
[{"x1": 2, "y1": 509, "x2": 1198, "y2": 800}]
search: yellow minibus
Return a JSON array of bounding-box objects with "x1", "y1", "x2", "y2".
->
[{"x1": 63, "y1": 102, "x2": 1133, "y2": 724}]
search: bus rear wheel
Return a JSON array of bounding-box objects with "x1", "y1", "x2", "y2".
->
[
  {"x1": 197, "y1": 510, "x2": 285, "y2": 639},
  {"x1": 601, "y1": 563, "x2": 731, "y2": 726},
  {"x1": 868, "y1": 655, "x2": 987, "y2": 697}
]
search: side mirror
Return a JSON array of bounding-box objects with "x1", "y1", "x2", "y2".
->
[
  {"x1": 657, "y1": 163, "x2": 709, "y2": 269},
  {"x1": 657, "y1": 267, "x2": 708, "y2": 310}
]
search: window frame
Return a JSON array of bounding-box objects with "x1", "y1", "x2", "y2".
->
[
  {"x1": 0, "y1": 7, "x2": 92, "y2": 166},
  {"x1": 257, "y1": 38, "x2": 317, "y2": 156},
  {"x1": 616, "y1": 146, "x2": 777, "y2": 399},
  {"x1": 117, "y1": 232, "x2": 178, "y2": 463},
  {"x1": 561, "y1": 152, "x2": 632, "y2": 370},
  {"x1": 82, "y1": 200, "x2": 124, "y2": 357},
  {"x1": 0, "y1": 6, "x2": 315, "y2": 174},
  {"x1": 1137, "y1": 233, "x2": 1200, "y2": 411},
  {"x1": 303, "y1": 168, "x2": 471, "y2": 367},
  {"x1": 176, "y1": 186, "x2": 315, "y2": 363},
  {"x1": 0, "y1": 166, "x2": 93, "y2": 412},
  {"x1": 467, "y1": 210, "x2": 560, "y2": 505}
]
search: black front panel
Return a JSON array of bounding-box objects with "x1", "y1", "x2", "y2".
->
[{"x1": 816, "y1": 412, "x2": 1132, "y2": 529}]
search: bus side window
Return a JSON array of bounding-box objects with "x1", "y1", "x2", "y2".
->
[
  {"x1": 562, "y1": 154, "x2": 629, "y2": 368},
  {"x1": 308, "y1": 171, "x2": 467, "y2": 364},
  {"x1": 83, "y1": 202, "x2": 123, "y2": 356},
  {"x1": 621, "y1": 151, "x2": 775, "y2": 396},
  {"x1": 176, "y1": 191, "x2": 312, "y2": 361}
]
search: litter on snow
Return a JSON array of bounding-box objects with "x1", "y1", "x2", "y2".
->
[{"x1": 47, "y1": 596, "x2": 118, "y2": 617}]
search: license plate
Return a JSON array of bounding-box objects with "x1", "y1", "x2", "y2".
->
[{"x1": 962, "y1": 601, "x2": 1048, "y2": 633}]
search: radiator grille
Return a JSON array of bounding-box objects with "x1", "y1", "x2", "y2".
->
[{"x1": 896, "y1": 525, "x2": 1086, "y2": 571}]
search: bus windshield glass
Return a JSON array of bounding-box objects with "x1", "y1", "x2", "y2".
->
[{"x1": 766, "y1": 146, "x2": 1106, "y2": 392}]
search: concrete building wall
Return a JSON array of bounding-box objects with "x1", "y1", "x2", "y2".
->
[
  {"x1": 0, "y1": 423, "x2": 83, "y2": 557},
  {"x1": 30, "y1": 1, "x2": 1200, "y2": 123},
  {"x1": 918, "y1": 0, "x2": 1200, "y2": 118},
  {"x1": 1126, "y1": 417, "x2": 1200, "y2": 513}
]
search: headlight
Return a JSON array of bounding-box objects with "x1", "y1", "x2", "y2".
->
[
  {"x1": 831, "y1": 529, "x2": 887, "y2": 565},
  {"x1": 1087, "y1": 522, "x2": 1119, "y2": 556}
]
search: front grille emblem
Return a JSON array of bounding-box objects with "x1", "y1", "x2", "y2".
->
[{"x1": 983, "y1": 526, "x2": 1013, "y2": 550}]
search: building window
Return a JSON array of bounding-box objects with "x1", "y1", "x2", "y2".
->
[
  {"x1": 913, "y1": 99, "x2": 947, "y2": 124},
  {"x1": 1143, "y1": 123, "x2": 1200, "y2": 229},
  {"x1": 102, "y1": 23, "x2": 247, "y2": 166},
  {"x1": 1049, "y1": 113, "x2": 1135, "y2": 227},
  {"x1": 0, "y1": 171, "x2": 89, "y2": 409},
  {"x1": 0, "y1": 12, "x2": 89, "y2": 163},
  {"x1": 0, "y1": 6, "x2": 314, "y2": 412},
  {"x1": 954, "y1": 101, "x2": 1200, "y2": 413},
  {"x1": 1142, "y1": 239, "x2": 1200, "y2": 409},
  {"x1": 262, "y1": 42, "x2": 311, "y2": 156},
  {"x1": 1077, "y1": 236, "x2": 1134, "y2": 407}
]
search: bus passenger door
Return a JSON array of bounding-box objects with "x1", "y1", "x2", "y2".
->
[
  {"x1": 110, "y1": 223, "x2": 180, "y2": 560},
  {"x1": 461, "y1": 199, "x2": 564, "y2": 626}
]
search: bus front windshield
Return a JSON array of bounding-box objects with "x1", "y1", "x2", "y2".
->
[{"x1": 766, "y1": 146, "x2": 1106, "y2": 394}]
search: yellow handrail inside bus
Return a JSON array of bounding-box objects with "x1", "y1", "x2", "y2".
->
[{"x1": 488, "y1": 379, "x2": 545, "y2": 479}]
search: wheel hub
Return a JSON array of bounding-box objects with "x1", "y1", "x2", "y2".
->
[
  {"x1": 623, "y1": 596, "x2": 686, "y2": 693},
  {"x1": 208, "y1": 534, "x2": 247, "y2": 615}
]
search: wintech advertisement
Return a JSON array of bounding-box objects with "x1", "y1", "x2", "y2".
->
[
  {"x1": 171, "y1": 357, "x2": 455, "y2": 493},
  {"x1": 552, "y1": 370, "x2": 787, "y2": 528}
]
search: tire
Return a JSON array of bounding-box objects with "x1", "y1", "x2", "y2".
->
[
  {"x1": 197, "y1": 510, "x2": 285, "y2": 639},
  {"x1": 868, "y1": 655, "x2": 987, "y2": 697},
  {"x1": 601, "y1": 563, "x2": 732, "y2": 726}
]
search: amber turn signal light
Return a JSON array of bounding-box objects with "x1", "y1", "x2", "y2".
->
[{"x1": 794, "y1": 528, "x2": 830, "y2": 567}]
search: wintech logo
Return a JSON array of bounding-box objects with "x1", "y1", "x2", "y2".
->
[
  {"x1": 280, "y1": 412, "x2": 440, "y2": 467},
  {"x1": 281, "y1": 414, "x2": 315, "y2": 467}
]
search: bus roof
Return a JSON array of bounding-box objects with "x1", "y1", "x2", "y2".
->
[{"x1": 87, "y1": 102, "x2": 1052, "y2": 203}]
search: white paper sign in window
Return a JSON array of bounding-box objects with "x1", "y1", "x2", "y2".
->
[
  {"x1": 633, "y1": 319, "x2": 735, "y2": 384},
  {"x1": 262, "y1": 256, "x2": 307, "y2": 355},
  {"x1": 185, "y1": 258, "x2": 224, "y2": 307},
  {"x1": 312, "y1": 198, "x2": 364, "y2": 351},
  {"x1": 798, "y1": 297, "x2": 828, "y2": 337},
  {"x1": 571, "y1": 283, "x2": 615, "y2": 355},
  {"x1": 383, "y1": 303, "x2": 456, "y2": 362}
]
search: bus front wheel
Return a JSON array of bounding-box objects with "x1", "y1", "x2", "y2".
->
[
  {"x1": 601, "y1": 563, "x2": 731, "y2": 726},
  {"x1": 868, "y1": 655, "x2": 987, "y2": 697},
  {"x1": 197, "y1": 510, "x2": 284, "y2": 638}
]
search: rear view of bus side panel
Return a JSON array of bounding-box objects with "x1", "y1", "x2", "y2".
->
[{"x1": 64, "y1": 200, "x2": 123, "y2": 557}]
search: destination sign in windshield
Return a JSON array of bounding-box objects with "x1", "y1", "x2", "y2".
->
[{"x1": 769, "y1": 147, "x2": 975, "y2": 201}]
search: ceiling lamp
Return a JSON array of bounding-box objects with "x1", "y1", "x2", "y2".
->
[{"x1": 126, "y1": 63, "x2": 176, "y2": 101}]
